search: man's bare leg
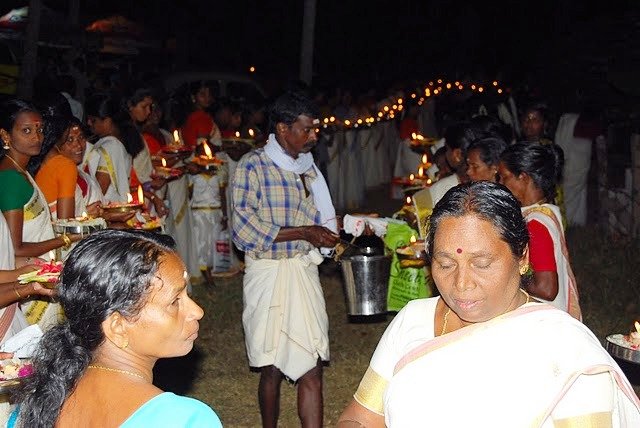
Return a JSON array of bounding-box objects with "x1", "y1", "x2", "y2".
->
[
  {"x1": 259, "y1": 365, "x2": 283, "y2": 428},
  {"x1": 297, "y1": 360, "x2": 323, "y2": 427}
]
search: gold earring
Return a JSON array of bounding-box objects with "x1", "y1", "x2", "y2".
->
[
  {"x1": 120, "y1": 339, "x2": 129, "y2": 349},
  {"x1": 2, "y1": 140, "x2": 9, "y2": 150},
  {"x1": 519, "y1": 265, "x2": 529, "y2": 275}
]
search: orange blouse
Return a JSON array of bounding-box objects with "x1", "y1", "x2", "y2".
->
[{"x1": 35, "y1": 154, "x2": 77, "y2": 203}]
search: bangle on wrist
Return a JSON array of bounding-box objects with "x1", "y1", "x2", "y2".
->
[
  {"x1": 13, "y1": 283, "x2": 22, "y2": 300},
  {"x1": 60, "y1": 234, "x2": 72, "y2": 250}
]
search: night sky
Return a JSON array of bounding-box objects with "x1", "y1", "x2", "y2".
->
[{"x1": 2, "y1": 0, "x2": 639, "y2": 91}]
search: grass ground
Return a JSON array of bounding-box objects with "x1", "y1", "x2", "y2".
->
[{"x1": 154, "y1": 185, "x2": 640, "y2": 427}]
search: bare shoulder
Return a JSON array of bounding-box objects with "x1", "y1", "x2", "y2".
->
[{"x1": 58, "y1": 376, "x2": 162, "y2": 427}]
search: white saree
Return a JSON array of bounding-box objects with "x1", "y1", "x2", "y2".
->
[
  {"x1": 242, "y1": 249, "x2": 329, "y2": 381},
  {"x1": 86, "y1": 136, "x2": 131, "y2": 204},
  {"x1": 0, "y1": 216, "x2": 28, "y2": 428},
  {"x1": 522, "y1": 203, "x2": 582, "y2": 320},
  {"x1": 355, "y1": 298, "x2": 640, "y2": 427},
  {"x1": 16, "y1": 174, "x2": 60, "y2": 332}
]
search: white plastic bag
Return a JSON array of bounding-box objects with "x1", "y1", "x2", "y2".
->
[{"x1": 213, "y1": 229, "x2": 231, "y2": 272}]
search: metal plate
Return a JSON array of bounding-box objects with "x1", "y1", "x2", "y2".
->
[
  {"x1": 606, "y1": 335, "x2": 640, "y2": 364},
  {"x1": 53, "y1": 223, "x2": 106, "y2": 235}
]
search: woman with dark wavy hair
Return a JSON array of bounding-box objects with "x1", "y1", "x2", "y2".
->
[
  {"x1": 499, "y1": 142, "x2": 581, "y2": 319},
  {"x1": 339, "y1": 182, "x2": 640, "y2": 427},
  {"x1": 13, "y1": 229, "x2": 222, "y2": 427}
]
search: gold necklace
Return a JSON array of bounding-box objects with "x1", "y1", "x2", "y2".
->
[
  {"x1": 87, "y1": 364, "x2": 150, "y2": 382},
  {"x1": 440, "y1": 289, "x2": 530, "y2": 336},
  {"x1": 5, "y1": 154, "x2": 28, "y2": 175},
  {"x1": 440, "y1": 307, "x2": 451, "y2": 336}
]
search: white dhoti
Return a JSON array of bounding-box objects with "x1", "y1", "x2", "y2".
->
[{"x1": 242, "y1": 249, "x2": 329, "y2": 381}]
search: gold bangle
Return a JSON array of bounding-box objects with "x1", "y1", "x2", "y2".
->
[
  {"x1": 13, "y1": 283, "x2": 22, "y2": 299},
  {"x1": 61, "y1": 234, "x2": 72, "y2": 250}
]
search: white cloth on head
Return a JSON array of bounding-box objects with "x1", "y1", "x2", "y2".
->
[
  {"x1": 242, "y1": 249, "x2": 329, "y2": 381},
  {"x1": 264, "y1": 134, "x2": 337, "y2": 256}
]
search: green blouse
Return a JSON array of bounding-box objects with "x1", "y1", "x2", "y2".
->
[{"x1": 0, "y1": 169, "x2": 33, "y2": 212}]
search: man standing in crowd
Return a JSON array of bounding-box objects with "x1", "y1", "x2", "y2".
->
[{"x1": 232, "y1": 92, "x2": 340, "y2": 427}]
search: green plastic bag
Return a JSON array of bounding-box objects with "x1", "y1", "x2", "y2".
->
[{"x1": 384, "y1": 222, "x2": 432, "y2": 312}]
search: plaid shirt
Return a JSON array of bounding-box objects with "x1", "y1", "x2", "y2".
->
[{"x1": 232, "y1": 149, "x2": 321, "y2": 259}]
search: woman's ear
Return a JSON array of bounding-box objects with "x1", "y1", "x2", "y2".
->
[
  {"x1": 0, "y1": 129, "x2": 9, "y2": 144},
  {"x1": 101, "y1": 311, "x2": 130, "y2": 350},
  {"x1": 520, "y1": 245, "x2": 530, "y2": 272}
]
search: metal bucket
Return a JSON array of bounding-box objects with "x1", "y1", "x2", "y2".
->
[{"x1": 340, "y1": 254, "x2": 391, "y2": 315}]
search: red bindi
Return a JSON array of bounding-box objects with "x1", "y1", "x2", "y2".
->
[{"x1": 456, "y1": 248, "x2": 463, "y2": 254}]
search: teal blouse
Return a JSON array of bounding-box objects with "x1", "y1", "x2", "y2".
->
[{"x1": 120, "y1": 392, "x2": 222, "y2": 427}]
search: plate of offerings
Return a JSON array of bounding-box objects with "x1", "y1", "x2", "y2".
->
[
  {"x1": 0, "y1": 358, "x2": 34, "y2": 392},
  {"x1": 53, "y1": 216, "x2": 107, "y2": 235},
  {"x1": 17, "y1": 259, "x2": 63, "y2": 287},
  {"x1": 606, "y1": 323, "x2": 640, "y2": 363},
  {"x1": 161, "y1": 145, "x2": 192, "y2": 155},
  {"x1": 126, "y1": 212, "x2": 163, "y2": 232},
  {"x1": 152, "y1": 166, "x2": 183, "y2": 179},
  {"x1": 396, "y1": 238, "x2": 428, "y2": 268},
  {"x1": 191, "y1": 155, "x2": 224, "y2": 171},
  {"x1": 103, "y1": 202, "x2": 143, "y2": 214}
]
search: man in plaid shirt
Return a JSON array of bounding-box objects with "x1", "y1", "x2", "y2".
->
[{"x1": 232, "y1": 92, "x2": 339, "y2": 428}]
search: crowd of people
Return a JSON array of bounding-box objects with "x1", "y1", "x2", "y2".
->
[{"x1": 0, "y1": 65, "x2": 637, "y2": 427}]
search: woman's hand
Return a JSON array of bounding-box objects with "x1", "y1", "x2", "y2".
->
[
  {"x1": 86, "y1": 201, "x2": 102, "y2": 218},
  {"x1": 14, "y1": 281, "x2": 57, "y2": 300},
  {"x1": 27, "y1": 282, "x2": 57, "y2": 298},
  {"x1": 153, "y1": 198, "x2": 169, "y2": 217},
  {"x1": 150, "y1": 177, "x2": 166, "y2": 190},
  {"x1": 102, "y1": 211, "x2": 135, "y2": 224}
]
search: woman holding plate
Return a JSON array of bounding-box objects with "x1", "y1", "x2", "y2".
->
[
  {"x1": 14, "y1": 229, "x2": 222, "y2": 427},
  {"x1": 338, "y1": 182, "x2": 640, "y2": 427},
  {"x1": 0, "y1": 99, "x2": 78, "y2": 330}
]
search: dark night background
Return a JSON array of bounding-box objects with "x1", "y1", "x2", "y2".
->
[{"x1": 2, "y1": 0, "x2": 640, "y2": 95}]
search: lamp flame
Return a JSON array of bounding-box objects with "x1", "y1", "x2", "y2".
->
[
  {"x1": 137, "y1": 185, "x2": 144, "y2": 204},
  {"x1": 422, "y1": 154, "x2": 428, "y2": 164},
  {"x1": 173, "y1": 130, "x2": 180, "y2": 144},
  {"x1": 248, "y1": 128, "x2": 255, "y2": 137},
  {"x1": 635, "y1": 321, "x2": 640, "y2": 333},
  {"x1": 202, "y1": 141, "x2": 213, "y2": 159},
  {"x1": 127, "y1": 193, "x2": 133, "y2": 203},
  {"x1": 49, "y1": 250, "x2": 56, "y2": 261},
  {"x1": 406, "y1": 196, "x2": 412, "y2": 205},
  {"x1": 418, "y1": 166, "x2": 424, "y2": 177},
  {"x1": 410, "y1": 235, "x2": 416, "y2": 244},
  {"x1": 81, "y1": 211, "x2": 87, "y2": 219},
  {"x1": 235, "y1": 131, "x2": 240, "y2": 138},
  {"x1": 409, "y1": 174, "x2": 415, "y2": 181},
  {"x1": 161, "y1": 158, "x2": 167, "y2": 167}
]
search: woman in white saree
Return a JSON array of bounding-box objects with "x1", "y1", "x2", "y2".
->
[
  {"x1": 339, "y1": 182, "x2": 640, "y2": 427},
  {"x1": 0, "y1": 100, "x2": 76, "y2": 330}
]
